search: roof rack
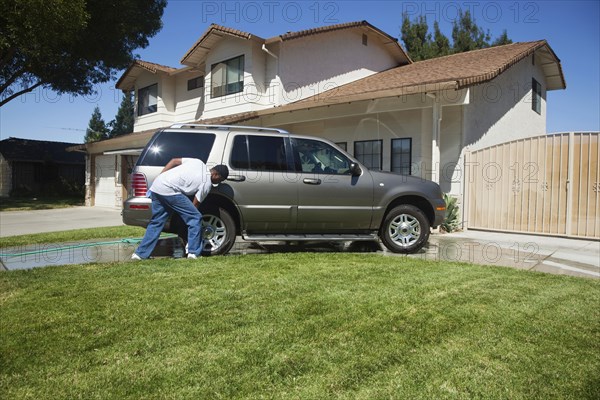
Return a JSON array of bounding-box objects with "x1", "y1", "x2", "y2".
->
[{"x1": 168, "y1": 123, "x2": 289, "y2": 134}]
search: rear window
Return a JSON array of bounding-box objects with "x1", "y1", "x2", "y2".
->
[{"x1": 137, "y1": 131, "x2": 216, "y2": 166}]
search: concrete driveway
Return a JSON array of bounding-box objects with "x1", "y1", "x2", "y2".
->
[
  {"x1": 0, "y1": 206, "x2": 124, "y2": 237},
  {"x1": 0, "y1": 206, "x2": 598, "y2": 279}
]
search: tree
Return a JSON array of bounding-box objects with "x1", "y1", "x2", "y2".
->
[
  {"x1": 0, "y1": 0, "x2": 166, "y2": 107},
  {"x1": 492, "y1": 30, "x2": 513, "y2": 47},
  {"x1": 401, "y1": 13, "x2": 435, "y2": 61},
  {"x1": 109, "y1": 91, "x2": 134, "y2": 138},
  {"x1": 401, "y1": 11, "x2": 511, "y2": 61},
  {"x1": 451, "y1": 10, "x2": 491, "y2": 53},
  {"x1": 85, "y1": 106, "x2": 109, "y2": 143}
]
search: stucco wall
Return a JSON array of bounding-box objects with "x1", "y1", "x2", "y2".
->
[
  {"x1": 463, "y1": 55, "x2": 547, "y2": 150},
  {"x1": 278, "y1": 29, "x2": 398, "y2": 104}
]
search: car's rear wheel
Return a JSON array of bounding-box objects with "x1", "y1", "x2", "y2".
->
[
  {"x1": 201, "y1": 208, "x2": 236, "y2": 255},
  {"x1": 380, "y1": 205, "x2": 430, "y2": 253},
  {"x1": 175, "y1": 207, "x2": 236, "y2": 256}
]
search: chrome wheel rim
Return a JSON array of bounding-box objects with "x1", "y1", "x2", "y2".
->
[
  {"x1": 202, "y1": 214, "x2": 227, "y2": 251},
  {"x1": 388, "y1": 214, "x2": 421, "y2": 247}
]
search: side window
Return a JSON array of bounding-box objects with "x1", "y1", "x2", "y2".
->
[
  {"x1": 230, "y1": 135, "x2": 289, "y2": 171},
  {"x1": 293, "y1": 138, "x2": 352, "y2": 175}
]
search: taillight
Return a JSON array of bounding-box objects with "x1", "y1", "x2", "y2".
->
[{"x1": 131, "y1": 173, "x2": 148, "y2": 197}]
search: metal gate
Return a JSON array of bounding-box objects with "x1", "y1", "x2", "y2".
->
[{"x1": 465, "y1": 132, "x2": 599, "y2": 239}]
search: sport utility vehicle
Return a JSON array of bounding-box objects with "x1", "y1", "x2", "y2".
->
[{"x1": 123, "y1": 124, "x2": 446, "y2": 255}]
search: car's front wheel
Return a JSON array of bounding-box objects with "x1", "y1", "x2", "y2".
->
[{"x1": 380, "y1": 205, "x2": 430, "y2": 253}]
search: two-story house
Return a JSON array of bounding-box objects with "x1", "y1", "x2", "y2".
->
[{"x1": 74, "y1": 20, "x2": 564, "y2": 211}]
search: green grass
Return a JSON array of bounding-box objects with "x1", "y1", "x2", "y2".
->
[
  {"x1": 1, "y1": 254, "x2": 599, "y2": 399},
  {"x1": 0, "y1": 197, "x2": 84, "y2": 212},
  {"x1": 0, "y1": 226, "x2": 146, "y2": 248}
]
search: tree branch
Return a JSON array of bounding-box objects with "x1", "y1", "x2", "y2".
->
[
  {"x1": 0, "y1": 81, "x2": 43, "y2": 107},
  {"x1": 0, "y1": 66, "x2": 26, "y2": 94}
]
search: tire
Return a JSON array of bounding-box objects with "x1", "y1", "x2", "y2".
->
[
  {"x1": 200, "y1": 207, "x2": 236, "y2": 256},
  {"x1": 176, "y1": 207, "x2": 236, "y2": 256},
  {"x1": 380, "y1": 205, "x2": 430, "y2": 254}
]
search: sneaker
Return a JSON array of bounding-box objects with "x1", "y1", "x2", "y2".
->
[
  {"x1": 187, "y1": 254, "x2": 198, "y2": 259},
  {"x1": 131, "y1": 253, "x2": 142, "y2": 261}
]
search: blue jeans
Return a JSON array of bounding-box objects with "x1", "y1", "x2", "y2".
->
[{"x1": 135, "y1": 192, "x2": 202, "y2": 259}]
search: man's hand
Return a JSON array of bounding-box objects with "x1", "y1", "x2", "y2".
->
[{"x1": 161, "y1": 158, "x2": 182, "y2": 173}]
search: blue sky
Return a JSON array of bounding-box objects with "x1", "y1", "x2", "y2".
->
[{"x1": 0, "y1": 0, "x2": 598, "y2": 143}]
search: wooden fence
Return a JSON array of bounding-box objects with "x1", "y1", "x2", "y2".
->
[{"x1": 465, "y1": 132, "x2": 599, "y2": 239}]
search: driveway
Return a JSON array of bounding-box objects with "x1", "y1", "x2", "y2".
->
[
  {"x1": 0, "y1": 206, "x2": 598, "y2": 279},
  {"x1": 0, "y1": 206, "x2": 123, "y2": 237}
]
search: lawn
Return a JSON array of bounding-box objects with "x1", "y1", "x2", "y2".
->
[
  {"x1": 0, "y1": 226, "x2": 146, "y2": 248},
  {"x1": 0, "y1": 197, "x2": 84, "y2": 212},
  {"x1": 1, "y1": 254, "x2": 599, "y2": 399}
]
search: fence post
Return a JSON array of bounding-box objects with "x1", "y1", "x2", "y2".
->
[
  {"x1": 565, "y1": 132, "x2": 575, "y2": 236},
  {"x1": 462, "y1": 149, "x2": 470, "y2": 231}
]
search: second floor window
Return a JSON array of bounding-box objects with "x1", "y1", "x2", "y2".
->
[
  {"x1": 137, "y1": 84, "x2": 157, "y2": 116},
  {"x1": 187, "y1": 76, "x2": 204, "y2": 91},
  {"x1": 211, "y1": 55, "x2": 244, "y2": 98}
]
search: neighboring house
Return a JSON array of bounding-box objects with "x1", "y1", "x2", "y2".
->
[
  {"x1": 0, "y1": 137, "x2": 85, "y2": 197},
  {"x1": 74, "y1": 20, "x2": 565, "y2": 212}
]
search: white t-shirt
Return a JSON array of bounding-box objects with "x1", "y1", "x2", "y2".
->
[{"x1": 150, "y1": 158, "x2": 212, "y2": 202}]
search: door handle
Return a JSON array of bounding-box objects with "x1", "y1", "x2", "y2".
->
[
  {"x1": 227, "y1": 175, "x2": 246, "y2": 182},
  {"x1": 303, "y1": 178, "x2": 321, "y2": 185}
]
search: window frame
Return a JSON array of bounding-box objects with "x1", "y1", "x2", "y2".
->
[
  {"x1": 390, "y1": 138, "x2": 412, "y2": 175},
  {"x1": 137, "y1": 83, "x2": 158, "y2": 116},
  {"x1": 211, "y1": 55, "x2": 245, "y2": 98},
  {"x1": 354, "y1": 139, "x2": 383, "y2": 171}
]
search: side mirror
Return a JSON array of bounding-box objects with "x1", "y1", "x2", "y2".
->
[{"x1": 349, "y1": 162, "x2": 362, "y2": 176}]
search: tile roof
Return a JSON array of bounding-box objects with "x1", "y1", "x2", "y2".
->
[
  {"x1": 291, "y1": 40, "x2": 564, "y2": 106},
  {"x1": 116, "y1": 59, "x2": 179, "y2": 90},
  {"x1": 181, "y1": 24, "x2": 259, "y2": 65}
]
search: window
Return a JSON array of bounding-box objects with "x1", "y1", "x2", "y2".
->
[
  {"x1": 230, "y1": 135, "x2": 289, "y2": 171},
  {"x1": 532, "y1": 78, "x2": 542, "y2": 114},
  {"x1": 391, "y1": 138, "x2": 412, "y2": 175},
  {"x1": 187, "y1": 76, "x2": 204, "y2": 91},
  {"x1": 293, "y1": 139, "x2": 352, "y2": 175},
  {"x1": 138, "y1": 132, "x2": 216, "y2": 166},
  {"x1": 211, "y1": 55, "x2": 244, "y2": 98},
  {"x1": 354, "y1": 140, "x2": 382, "y2": 170},
  {"x1": 137, "y1": 84, "x2": 157, "y2": 116}
]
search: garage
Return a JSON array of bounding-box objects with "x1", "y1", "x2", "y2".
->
[{"x1": 93, "y1": 154, "x2": 117, "y2": 208}]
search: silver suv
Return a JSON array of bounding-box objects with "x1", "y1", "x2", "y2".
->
[{"x1": 123, "y1": 124, "x2": 446, "y2": 255}]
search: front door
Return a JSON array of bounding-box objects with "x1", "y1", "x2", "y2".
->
[{"x1": 292, "y1": 138, "x2": 374, "y2": 232}]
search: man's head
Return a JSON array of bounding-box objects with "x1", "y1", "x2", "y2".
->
[{"x1": 210, "y1": 164, "x2": 229, "y2": 184}]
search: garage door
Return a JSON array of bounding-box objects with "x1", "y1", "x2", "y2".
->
[{"x1": 94, "y1": 155, "x2": 117, "y2": 208}]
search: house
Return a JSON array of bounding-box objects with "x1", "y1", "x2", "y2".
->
[
  {"x1": 74, "y1": 20, "x2": 565, "y2": 213},
  {"x1": 0, "y1": 137, "x2": 85, "y2": 197}
]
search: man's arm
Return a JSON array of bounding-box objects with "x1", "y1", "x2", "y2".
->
[
  {"x1": 161, "y1": 158, "x2": 182, "y2": 173},
  {"x1": 192, "y1": 196, "x2": 200, "y2": 208}
]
